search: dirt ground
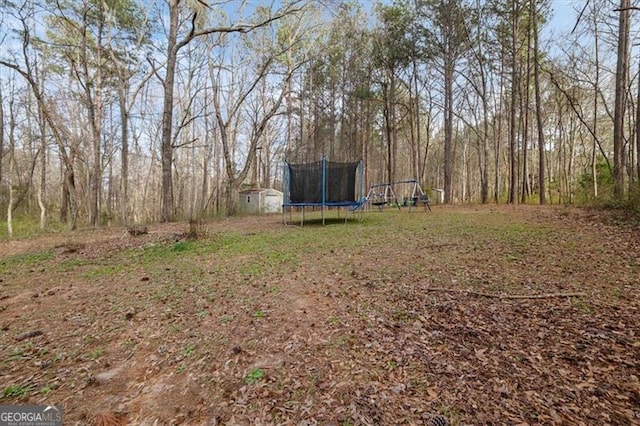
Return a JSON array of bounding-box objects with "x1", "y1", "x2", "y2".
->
[{"x1": 0, "y1": 205, "x2": 639, "y2": 425}]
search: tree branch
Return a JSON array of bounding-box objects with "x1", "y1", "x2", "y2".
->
[
  {"x1": 424, "y1": 287, "x2": 587, "y2": 300},
  {"x1": 146, "y1": 55, "x2": 165, "y2": 85},
  {"x1": 614, "y1": 7, "x2": 640, "y2": 12},
  {"x1": 543, "y1": 66, "x2": 613, "y2": 175},
  {"x1": 173, "y1": 137, "x2": 199, "y2": 149},
  {"x1": 176, "y1": 2, "x2": 304, "y2": 51}
]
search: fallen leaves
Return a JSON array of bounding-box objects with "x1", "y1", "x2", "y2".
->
[{"x1": 0, "y1": 206, "x2": 639, "y2": 424}]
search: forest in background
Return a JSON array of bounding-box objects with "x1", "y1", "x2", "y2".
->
[{"x1": 1, "y1": 0, "x2": 639, "y2": 231}]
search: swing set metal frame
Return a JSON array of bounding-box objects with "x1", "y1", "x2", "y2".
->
[{"x1": 366, "y1": 179, "x2": 431, "y2": 212}]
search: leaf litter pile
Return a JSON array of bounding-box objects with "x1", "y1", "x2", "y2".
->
[{"x1": 0, "y1": 205, "x2": 639, "y2": 425}]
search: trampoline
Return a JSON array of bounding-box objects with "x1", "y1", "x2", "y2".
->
[{"x1": 283, "y1": 155, "x2": 366, "y2": 225}]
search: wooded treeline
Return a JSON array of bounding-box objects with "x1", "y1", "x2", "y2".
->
[{"x1": 0, "y1": 0, "x2": 639, "y2": 231}]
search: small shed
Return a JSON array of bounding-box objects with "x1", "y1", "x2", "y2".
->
[
  {"x1": 238, "y1": 188, "x2": 283, "y2": 214},
  {"x1": 433, "y1": 189, "x2": 445, "y2": 204}
]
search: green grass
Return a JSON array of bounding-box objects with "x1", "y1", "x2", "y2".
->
[
  {"x1": 6, "y1": 347, "x2": 25, "y2": 361},
  {"x1": 39, "y1": 386, "x2": 53, "y2": 396},
  {"x1": 55, "y1": 258, "x2": 87, "y2": 271},
  {"x1": 245, "y1": 367, "x2": 265, "y2": 384},
  {"x1": 573, "y1": 299, "x2": 593, "y2": 315},
  {"x1": 0, "y1": 251, "x2": 54, "y2": 274},
  {"x1": 0, "y1": 217, "x2": 67, "y2": 240},
  {"x1": 88, "y1": 348, "x2": 105, "y2": 360},
  {"x1": 83, "y1": 264, "x2": 125, "y2": 279},
  {"x1": 131, "y1": 240, "x2": 201, "y2": 263},
  {"x1": 2, "y1": 384, "x2": 34, "y2": 398},
  {"x1": 182, "y1": 344, "x2": 196, "y2": 357},
  {"x1": 239, "y1": 263, "x2": 263, "y2": 277},
  {"x1": 0, "y1": 208, "x2": 627, "y2": 305}
]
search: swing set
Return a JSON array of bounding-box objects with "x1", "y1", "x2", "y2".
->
[{"x1": 366, "y1": 179, "x2": 431, "y2": 212}]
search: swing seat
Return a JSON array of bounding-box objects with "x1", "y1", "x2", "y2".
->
[
  {"x1": 414, "y1": 195, "x2": 431, "y2": 212},
  {"x1": 370, "y1": 192, "x2": 388, "y2": 209}
]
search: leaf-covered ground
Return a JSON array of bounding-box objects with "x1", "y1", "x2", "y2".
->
[{"x1": 0, "y1": 205, "x2": 639, "y2": 425}]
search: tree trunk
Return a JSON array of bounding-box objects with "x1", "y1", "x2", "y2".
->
[
  {"x1": 201, "y1": 95, "x2": 212, "y2": 215},
  {"x1": 119, "y1": 87, "x2": 130, "y2": 223},
  {"x1": 37, "y1": 104, "x2": 47, "y2": 229},
  {"x1": 420, "y1": 91, "x2": 432, "y2": 186},
  {"x1": 613, "y1": 0, "x2": 630, "y2": 199},
  {"x1": 225, "y1": 181, "x2": 238, "y2": 216},
  {"x1": 637, "y1": 58, "x2": 640, "y2": 185},
  {"x1": 60, "y1": 163, "x2": 69, "y2": 223},
  {"x1": 160, "y1": 0, "x2": 179, "y2": 222},
  {"x1": 477, "y1": 51, "x2": 490, "y2": 204},
  {"x1": 592, "y1": 5, "x2": 600, "y2": 199},
  {"x1": 495, "y1": 43, "x2": 506, "y2": 203},
  {"x1": 532, "y1": 0, "x2": 546, "y2": 204},
  {"x1": 476, "y1": 7, "x2": 490, "y2": 205},
  {"x1": 80, "y1": 4, "x2": 105, "y2": 227},
  {"x1": 444, "y1": 54, "x2": 454, "y2": 203},
  {"x1": 390, "y1": 77, "x2": 397, "y2": 183},
  {"x1": 6, "y1": 96, "x2": 16, "y2": 237},
  {"x1": 508, "y1": 1, "x2": 519, "y2": 204},
  {"x1": 7, "y1": 157, "x2": 14, "y2": 237},
  {"x1": 413, "y1": 61, "x2": 422, "y2": 183},
  {"x1": 382, "y1": 81, "x2": 393, "y2": 183},
  {"x1": 0, "y1": 86, "x2": 4, "y2": 191},
  {"x1": 521, "y1": 30, "x2": 531, "y2": 204}
]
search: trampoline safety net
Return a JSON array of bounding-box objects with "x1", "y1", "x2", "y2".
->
[
  {"x1": 287, "y1": 160, "x2": 359, "y2": 203},
  {"x1": 326, "y1": 161, "x2": 358, "y2": 202},
  {"x1": 288, "y1": 161, "x2": 323, "y2": 203}
]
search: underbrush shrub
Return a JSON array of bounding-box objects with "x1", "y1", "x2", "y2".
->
[
  {"x1": 623, "y1": 185, "x2": 640, "y2": 216},
  {"x1": 576, "y1": 158, "x2": 614, "y2": 205},
  {"x1": 0, "y1": 215, "x2": 66, "y2": 240},
  {"x1": 613, "y1": 186, "x2": 640, "y2": 225},
  {"x1": 589, "y1": 185, "x2": 640, "y2": 226}
]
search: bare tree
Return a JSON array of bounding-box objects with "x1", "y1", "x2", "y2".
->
[
  {"x1": 508, "y1": 0, "x2": 520, "y2": 204},
  {"x1": 531, "y1": 0, "x2": 547, "y2": 204},
  {"x1": 636, "y1": 60, "x2": 640, "y2": 184},
  {"x1": 417, "y1": 0, "x2": 471, "y2": 203},
  {"x1": 372, "y1": 3, "x2": 413, "y2": 184},
  {"x1": 158, "y1": 0, "x2": 302, "y2": 222},
  {"x1": 43, "y1": 0, "x2": 110, "y2": 226},
  {"x1": 211, "y1": 33, "x2": 302, "y2": 214},
  {"x1": 35, "y1": 88, "x2": 48, "y2": 229},
  {"x1": 462, "y1": 0, "x2": 495, "y2": 203},
  {"x1": 0, "y1": 82, "x2": 4, "y2": 193},
  {"x1": 0, "y1": 8, "x2": 81, "y2": 229},
  {"x1": 5, "y1": 81, "x2": 17, "y2": 236},
  {"x1": 613, "y1": 0, "x2": 630, "y2": 199},
  {"x1": 103, "y1": 1, "x2": 153, "y2": 224}
]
